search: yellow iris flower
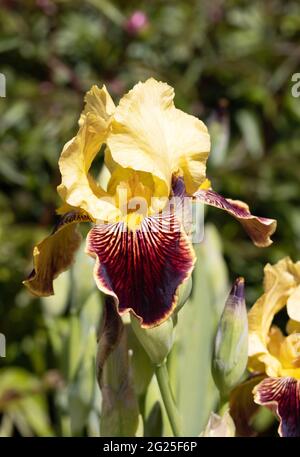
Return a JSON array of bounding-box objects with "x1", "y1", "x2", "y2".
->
[
  {"x1": 24, "y1": 78, "x2": 276, "y2": 328},
  {"x1": 248, "y1": 257, "x2": 300, "y2": 378},
  {"x1": 247, "y1": 257, "x2": 300, "y2": 437}
]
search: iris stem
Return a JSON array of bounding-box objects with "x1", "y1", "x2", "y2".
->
[
  {"x1": 218, "y1": 394, "x2": 229, "y2": 416},
  {"x1": 155, "y1": 362, "x2": 182, "y2": 437}
]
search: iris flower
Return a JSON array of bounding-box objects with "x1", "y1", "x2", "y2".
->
[
  {"x1": 24, "y1": 78, "x2": 276, "y2": 328},
  {"x1": 248, "y1": 257, "x2": 300, "y2": 437}
]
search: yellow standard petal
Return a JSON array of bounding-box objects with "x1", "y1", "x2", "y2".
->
[
  {"x1": 57, "y1": 85, "x2": 120, "y2": 222},
  {"x1": 107, "y1": 78, "x2": 210, "y2": 196}
]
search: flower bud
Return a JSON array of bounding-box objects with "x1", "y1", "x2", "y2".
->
[
  {"x1": 130, "y1": 315, "x2": 174, "y2": 366},
  {"x1": 212, "y1": 277, "x2": 248, "y2": 397},
  {"x1": 130, "y1": 278, "x2": 192, "y2": 365},
  {"x1": 175, "y1": 276, "x2": 193, "y2": 313}
]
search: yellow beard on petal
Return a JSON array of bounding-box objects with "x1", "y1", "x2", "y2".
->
[{"x1": 124, "y1": 212, "x2": 145, "y2": 231}]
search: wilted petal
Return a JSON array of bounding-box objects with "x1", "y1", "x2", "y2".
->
[
  {"x1": 86, "y1": 212, "x2": 195, "y2": 328},
  {"x1": 229, "y1": 375, "x2": 265, "y2": 437},
  {"x1": 23, "y1": 211, "x2": 91, "y2": 296},
  {"x1": 97, "y1": 297, "x2": 124, "y2": 385},
  {"x1": 193, "y1": 189, "x2": 276, "y2": 247},
  {"x1": 107, "y1": 78, "x2": 210, "y2": 196},
  {"x1": 254, "y1": 376, "x2": 300, "y2": 437},
  {"x1": 98, "y1": 304, "x2": 139, "y2": 437}
]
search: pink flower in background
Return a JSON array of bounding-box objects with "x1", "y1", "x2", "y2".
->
[{"x1": 125, "y1": 10, "x2": 149, "y2": 35}]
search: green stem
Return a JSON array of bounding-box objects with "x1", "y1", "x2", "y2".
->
[
  {"x1": 155, "y1": 362, "x2": 182, "y2": 437},
  {"x1": 218, "y1": 394, "x2": 229, "y2": 416}
]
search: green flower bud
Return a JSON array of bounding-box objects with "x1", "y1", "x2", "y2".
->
[
  {"x1": 130, "y1": 278, "x2": 192, "y2": 365},
  {"x1": 175, "y1": 276, "x2": 193, "y2": 313},
  {"x1": 131, "y1": 315, "x2": 174, "y2": 366},
  {"x1": 212, "y1": 277, "x2": 248, "y2": 398}
]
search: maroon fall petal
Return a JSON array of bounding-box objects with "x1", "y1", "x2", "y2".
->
[
  {"x1": 253, "y1": 376, "x2": 300, "y2": 437},
  {"x1": 193, "y1": 189, "x2": 276, "y2": 247},
  {"x1": 86, "y1": 212, "x2": 196, "y2": 328}
]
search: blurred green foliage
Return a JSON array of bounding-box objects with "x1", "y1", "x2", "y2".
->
[{"x1": 0, "y1": 0, "x2": 300, "y2": 436}]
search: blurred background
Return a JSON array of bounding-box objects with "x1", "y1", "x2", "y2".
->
[{"x1": 0, "y1": 0, "x2": 300, "y2": 436}]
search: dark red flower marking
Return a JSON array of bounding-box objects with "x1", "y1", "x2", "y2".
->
[
  {"x1": 254, "y1": 376, "x2": 300, "y2": 437},
  {"x1": 86, "y1": 211, "x2": 195, "y2": 328}
]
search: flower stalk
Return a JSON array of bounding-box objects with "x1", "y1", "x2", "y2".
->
[{"x1": 155, "y1": 362, "x2": 182, "y2": 437}]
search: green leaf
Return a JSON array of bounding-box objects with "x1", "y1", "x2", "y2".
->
[
  {"x1": 0, "y1": 368, "x2": 53, "y2": 436},
  {"x1": 66, "y1": 315, "x2": 82, "y2": 382},
  {"x1": 69, "y1": 330, "x2": 98, "y2": 436},
  {"x1": 18, "y1": 395, "x2": 54, "y2": 436}
]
